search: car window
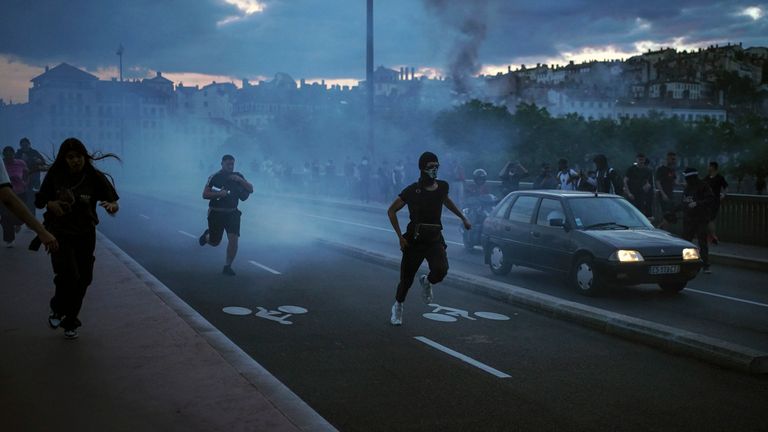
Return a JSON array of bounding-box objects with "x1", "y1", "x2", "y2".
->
[
  {"x1": 536, "y1": 198, "x2": 565, "y2": 226},
  {"x1": 507, "y1": 196, "x2": 538, "y2": 223},
  {"x1": 568, "y1": 197, "x2": 652, "y2": 229},
  {"x1": 493, "y1": 195, "x2": 514, "y2": 218}
]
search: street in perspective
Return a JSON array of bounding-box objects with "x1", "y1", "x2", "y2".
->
[{"x1": 1, "y1": 1, "x2": 768, "y2": 431}]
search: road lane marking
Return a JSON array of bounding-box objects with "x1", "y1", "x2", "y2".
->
[
  {"x1": 687, "y1": 289, "x2": 768, "y2": 309},
  {"x1": 178, "y1": 230, "x2": 197, "y2": 239},
  {"x1": 249, "y1": 260, "x2": 282, "y2": 275},
  {"x1": 414, "y1": 336, "x2": 511, "y2": 379},
  {"x1": 303, "y1": 213, "x2": 465, "y2": 246},
  {"x1": 139, "y1": 214, "x2": 150, "y2": 220}
]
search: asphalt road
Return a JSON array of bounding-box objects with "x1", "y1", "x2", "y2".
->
[
  {"x1": 97, "y1": 192, "x2": 768, "y2": 432},
  {"x1": 261, "y1": 193, "x2": 768, "y2": 352}
]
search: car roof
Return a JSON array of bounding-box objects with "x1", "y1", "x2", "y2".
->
[{"x1": 509, "y1": 190, "x2": 622, "y2": 199}]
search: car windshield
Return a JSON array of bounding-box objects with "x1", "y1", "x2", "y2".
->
[{"x1": 568, "y1": 197, "x2": 652, "y2": 230}]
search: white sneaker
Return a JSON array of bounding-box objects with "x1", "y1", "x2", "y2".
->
[
  {"x1": 390, "y1": 302, "x2": 403, "y2": 326},
  {"x1": 4, "y1": 240, "x2": 14, "y2": 248},
  {"x1": 420, "y1": 275, "x2": 433, "y2": 304}
]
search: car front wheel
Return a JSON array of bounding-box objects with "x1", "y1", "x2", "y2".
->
[
  {"x1": 571, "y1": 255, "x2": 602, "y2": 296},
  {"x1": 488, "y1": 244, "x2": 512, "y2": 275},
  {"x1": 659, "y1": 281, "x2": 687, "y2": 293}
]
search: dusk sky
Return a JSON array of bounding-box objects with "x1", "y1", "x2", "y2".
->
[{"x1": 0, "y1": 0, "x2": 766, "y2": 103}]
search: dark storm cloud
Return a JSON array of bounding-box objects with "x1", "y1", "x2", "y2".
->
[{"x1": 0, "y1": 0, "x2": 765, "y2": 80}]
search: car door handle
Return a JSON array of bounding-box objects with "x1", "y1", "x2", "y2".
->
[{"x1": 531, "y1": 231, "x2": 541, "y2": 238}]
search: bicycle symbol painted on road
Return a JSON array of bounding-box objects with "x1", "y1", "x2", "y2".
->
[
  {"x1": 422, "y1": 304, "x2": 511, "y2": 323},
  {"x1": 222, "y1": 305, "x2": 308, "y2": 325}
]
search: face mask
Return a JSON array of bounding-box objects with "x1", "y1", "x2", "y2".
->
[{"x1": 424, "y1": 167, "x2": 438, "y2": 180}]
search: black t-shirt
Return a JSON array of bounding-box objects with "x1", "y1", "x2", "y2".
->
[
  {"x1": 398, "y1": 180, "x2": 449, "y2": 240},
  {"x1": 206, "y1": 170, "x2": 248, "y2": 209},
  {"x1": 625, "y1": 164, "x2": 652, "y2": 193},
  {"x1": 704, "y1": 174, "x2": 728, "y2": 202},
  {"x1": 36, "y1": 170, "x2": 119, "y2": 235},
  {"x1": 655, "y1": 165, "x2": 677, "y2": 196}
]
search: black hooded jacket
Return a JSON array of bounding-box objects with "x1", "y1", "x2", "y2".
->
[{"x1": 680, "y1": 178, "x2": 714, "y2": 223}]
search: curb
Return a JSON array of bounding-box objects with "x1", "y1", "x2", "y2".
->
[
  {"x1": 317, "y1": 238, "x2": 768, "y2": 375},
  {"x1": 256, "y1": 192, "x2": 767, "y2": 273},
  {"x1": 97, "y1": 231, "x2": 338, "y2": 432}
]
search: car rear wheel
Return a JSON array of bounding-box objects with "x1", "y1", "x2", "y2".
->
[
  {"x1": 659, "y1": 281, "x2": 687, "y2": 293},
  {"x1": 571, "y1": 255, "x2": 602, "y2": 296},
  {"x1": 488, "y1": 244, "x2": 512, "y2": 275}
]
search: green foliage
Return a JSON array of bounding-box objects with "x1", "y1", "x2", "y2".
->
[{"x1": 432, "y1": 99, "x2": 768, "y2": 179}]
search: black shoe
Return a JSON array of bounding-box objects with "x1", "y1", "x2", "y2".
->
[
  {"x1": 703, "y1": 265, "x2": 712, "y2": 274},
  {"x1": 198, "y1": 229, "x2": 209, "y2": 246},
  {"x1": 222, "y1": 265, "x2": 236, "y2": 276},
  {"x1": 63, "y1": 329, "x2": 79, "y2": 339}
]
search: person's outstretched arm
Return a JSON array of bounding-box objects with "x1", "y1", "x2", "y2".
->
[{"x1": 0, "y1": 187, "x2": 57, "y2": 251}]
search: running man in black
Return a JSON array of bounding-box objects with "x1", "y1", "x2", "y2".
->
[
  {"x1": 199, "y1": 154, "x2": 253, "y2": 276},
  {"x1": 386, "y1": 152, "x2": 471, "y2": 325}
]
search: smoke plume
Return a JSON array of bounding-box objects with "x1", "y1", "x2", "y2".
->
[{"x1": 423, "y1": 0, "x2": 489, "y2": 95}]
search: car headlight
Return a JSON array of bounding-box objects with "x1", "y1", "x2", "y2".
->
[
  {"x1": 609, "y1": 250, "x2": 644, "y2": 262},
  {"x1": 682, "y1": 248, "x2": 700, "y2": 260}
]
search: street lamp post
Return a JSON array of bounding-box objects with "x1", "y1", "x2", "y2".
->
[{"x1": 366, "y1": 0, "x2": 374, "y2": 158}]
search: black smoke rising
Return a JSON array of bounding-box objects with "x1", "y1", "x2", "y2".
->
[{"x1": 423, "y1": 0, "x2": 489, "y2": 95}]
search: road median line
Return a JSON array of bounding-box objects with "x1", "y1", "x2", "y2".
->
[{"x1": 317, "y1": 238, "x2": 768, "y2": 375}]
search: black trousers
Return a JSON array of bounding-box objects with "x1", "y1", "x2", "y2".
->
[
  {"x1": 395, "y1": 239, "x2": 449, "y2": 303},
  {"x1": 50, "y1": 230, "x2": 96, "y2": 330},
  {"x1": 683, "y1": 220, "x2": 709, "y2": 266},
  {"x1": 0, "y1": 191, "x2": 25, "y2": 242}
]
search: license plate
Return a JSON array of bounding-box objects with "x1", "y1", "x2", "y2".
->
[{"x1": 649, "y1": 265, "x2": 680, "y2": 275}]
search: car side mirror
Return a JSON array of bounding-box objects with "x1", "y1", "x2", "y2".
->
[{"x1": 549, "y1": 218, "x2": 570, "y2": 231}]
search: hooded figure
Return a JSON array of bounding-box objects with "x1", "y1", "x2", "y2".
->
[{"x1": 678, "y1": 167, "x2": 714, "y2": 273}]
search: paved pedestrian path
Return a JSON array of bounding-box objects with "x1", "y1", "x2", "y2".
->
[{"x1": 0, "y1": 229, "x2": 335, "y2": 431}]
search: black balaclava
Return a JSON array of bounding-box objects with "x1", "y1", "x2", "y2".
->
[{"x1": 418, "y1": 151, "x2": 439, "y2": 186}]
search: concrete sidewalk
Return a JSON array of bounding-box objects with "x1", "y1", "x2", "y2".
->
[{"x1": 0, "y1": 229, "x2": 335, "y2": 431}]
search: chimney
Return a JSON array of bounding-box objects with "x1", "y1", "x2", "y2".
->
[
  {"x1": 243, "y1": 78, "x2": 250, "y2": 88},
  {"x1": 45, "y1": 65, "x2": 49, "y2": 73},
  {"x1": 508, "y1": 65, "x2": 511, "y2": 73},
  {"x1": 400, "y1": 67, "x2": 404, "y2": 81},
  {"x1": 156, "y1": 71, "x2": 163, "y2": 78},
  {"x1": 410, "y1": 67, "x2": 415, "y2": 80}
]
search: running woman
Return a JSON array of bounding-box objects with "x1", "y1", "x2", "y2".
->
[
  {"x1": 386, "y1": 151, "x2": 471, "y2": 325},
  {"x1": 35, "y1": 138, "x2": 119, "y2": 339},
  {"x1": 198, "y1": 154, "x2": 253, "y2": 276}
]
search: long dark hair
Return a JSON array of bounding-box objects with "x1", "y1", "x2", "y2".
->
[{"x1": 49, "y1": 137, "x2": 121, "y2": 186}]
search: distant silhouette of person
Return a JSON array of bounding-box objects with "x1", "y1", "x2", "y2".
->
[
  {"x1": 35, "y1": 138, "x2": 120, "y2": 339},
  {"x1": 1, "y1": 146, "x2": 28, "y2": 246},
  {"x1": 498, "y1": 160, "x2": 528, "y2": 195},
  {"x1": 589, "y1": 154, "x2": 622, "y2": 194},
  {"x1": 15, "y1": 137, "x2": 46, "y2": 213},
  {"x1": 358, "y1": 156, "x2": 371, "y2": 203},
  {"x1": 0, "y1": 156, "x2": 57, "y2": 251}
]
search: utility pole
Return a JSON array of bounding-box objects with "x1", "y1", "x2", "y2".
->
[
  {"x1": 116, "y1": 44, "x2": 124, "y2": 82},
  {"x1": 366, "y1": 0, "x2": 374, "y2": 158},
  {"x1": 116, "y1": 44, "x2": 125, "y2": 159}
]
